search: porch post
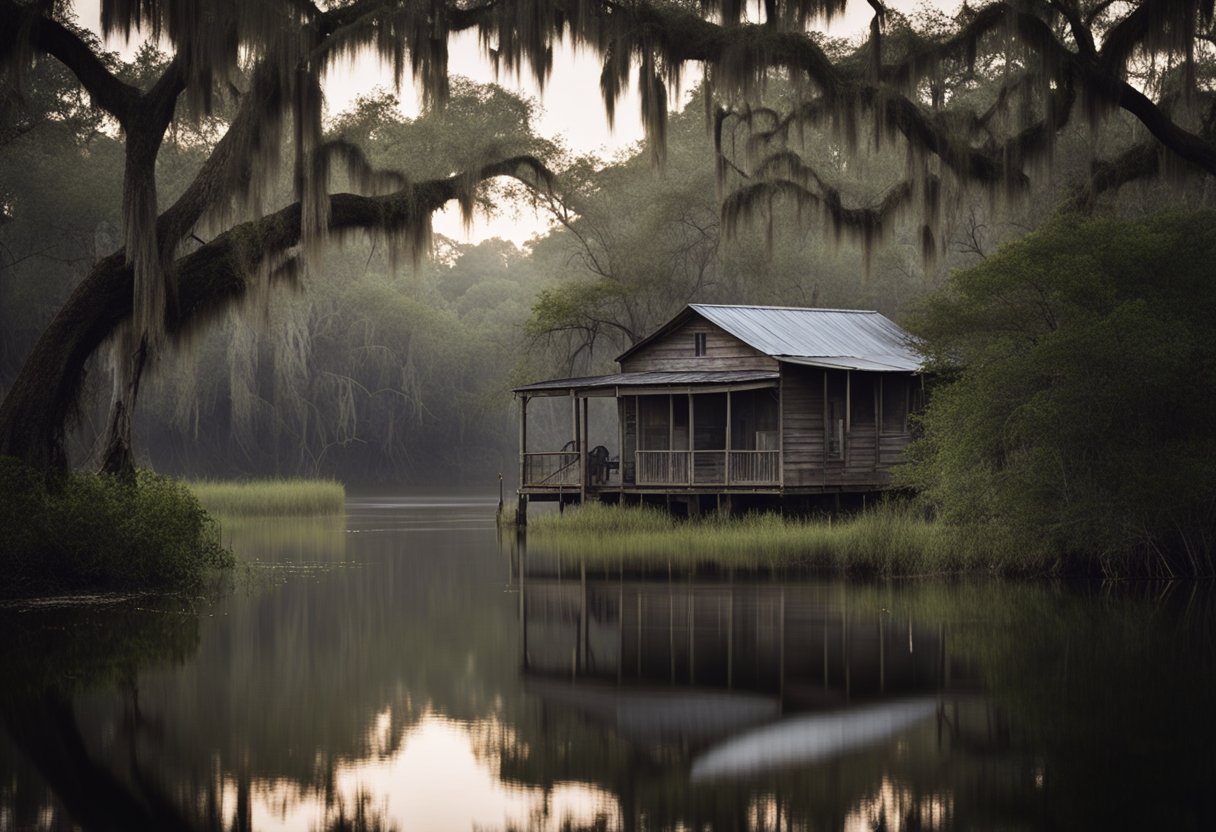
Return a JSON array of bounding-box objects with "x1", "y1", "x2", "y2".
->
[
  {"x1": 822, "y1": 370, "x2": 830, "y2": 483},
  {"x1": 518, "y1": 395, "x2": 528, "y2": 488},
  {"x1": 570, "y1": 389, "x2": 578, "y2": 450},
  {"x1": 580, "y1": 396, "x2": 588, "y2": 503},
  {"x1": 778, "y1": 370, "x2": 785, "y2": 488},
  {"x1": 874, "y1": 377, "x2": 881, "y2": 473},
  {"x1": 668, "y1": 394, "x2": 674, "y2": 484},
  {"x1": 688, "y1": 392, "x2": 695, "y2": 486},
  {"x1": 845, "y1": 370, "x2": 852, "y2": 468},
  {"x1": 617, "y1": 390, "x2": 625, "y2": 490},
  {"x1": 725, "y1": 389, "x2": 733, "y2": 485}
]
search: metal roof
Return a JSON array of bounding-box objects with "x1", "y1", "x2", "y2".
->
[
  {"x1": 691, "y1": 304, "x2": 922, "y2": 372},
  {"x1": 616, "y1": 304, "x2": 923, "y2": 372},
  {"x1": 513, "y1": 369, "x2": 779, "y2": 394}
]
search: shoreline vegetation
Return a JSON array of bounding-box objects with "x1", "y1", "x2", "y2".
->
[
  {"x1": 186, "y1": 479, "x2": 346, "y2": 518},
  {"x1": 524, "y1": 502, "x2": 1060, "y2": 577},
  {"x1": 0, "y1": 458, "x2": 233, "y2": 596},
  {"x1": 0, "y1": 459, "x2": 348, "y2": 596}
]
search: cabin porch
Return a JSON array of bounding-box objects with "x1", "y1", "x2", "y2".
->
[{"x1": 515, "y1": 371, "x2": 785, "y2": 504}]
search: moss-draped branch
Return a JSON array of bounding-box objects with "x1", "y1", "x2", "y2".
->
[{"x1": 0, "y1": 155, "x2": 552, "y2": 471}]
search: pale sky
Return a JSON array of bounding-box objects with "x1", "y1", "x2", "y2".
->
[{"x1": 75, "y1": 0, "x2": 933, "y2": 244}]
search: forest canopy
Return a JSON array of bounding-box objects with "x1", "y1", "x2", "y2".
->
[{"x1": 1, "y1": 0, "x2": 1216, "y2": 488}]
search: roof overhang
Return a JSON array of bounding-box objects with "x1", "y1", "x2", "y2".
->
[
  {"x1": 776, "y1": 355, "x2": 921, "y2": 373},
  {"x1": 513, "y1": 370, "x2": 780, "y2": 397}
]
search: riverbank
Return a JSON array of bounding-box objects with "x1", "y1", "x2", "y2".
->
[
  {"x1": 525, "y1": 502, "x2": 1045, "y2": 576},
  {"x1": 0, "y1": 459, "x2": 233, "y2": 595},
  {"x1": 186, "y1": 478, "x2": 345, "y2": 517}
]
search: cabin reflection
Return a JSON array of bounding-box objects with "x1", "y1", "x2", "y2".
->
[{"x1": 513, "y1": 554, "x2": 976, "y2": 716}]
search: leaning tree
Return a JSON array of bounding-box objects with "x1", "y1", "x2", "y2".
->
[{"x1": 2, "y1": 0, "x2": 1214, "y2": 476}]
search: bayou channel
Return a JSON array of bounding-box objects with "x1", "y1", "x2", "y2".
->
[{"x1": 2, "y1": 496, "x2": 1212, "y2": 830}]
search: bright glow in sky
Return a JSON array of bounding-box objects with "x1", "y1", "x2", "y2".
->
[{"x1": 74, "y1": 0, "x2": 935, "y2": 244}]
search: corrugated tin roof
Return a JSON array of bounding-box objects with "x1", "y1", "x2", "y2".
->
[
  {"x1": 613, "y1": 304, "x2": 922, "y2": 371},
  {"x1": 513, "y1": 369, "x2": 779, "y2": 394},
  {"x1": 689, "y1": 304, "x2": 922, "y2": 372}
]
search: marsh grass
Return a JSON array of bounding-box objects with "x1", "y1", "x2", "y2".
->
[
  {"x1": 186, "y1": 479, "x2": 346, "y2": 517},
  {"x1": 528, "y1": 501, "x2": 1037, "y2": 575}
]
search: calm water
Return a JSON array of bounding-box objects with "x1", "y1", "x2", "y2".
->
[{"x1": 2, "y1": 496, "x2": 1214, "y2": 831}]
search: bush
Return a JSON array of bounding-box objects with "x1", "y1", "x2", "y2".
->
[
  {"x1": 901, "y1": 212, "x2": 1216, "y2": 576},
  {"x1": 0, "y1": 458, "x2": 233, "y2": 595}
]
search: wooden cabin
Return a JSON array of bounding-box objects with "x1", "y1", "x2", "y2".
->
[{"x1": 512, "y1": 304, "x2": 923, "y2": 518}]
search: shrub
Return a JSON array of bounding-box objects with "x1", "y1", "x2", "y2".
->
[
  {"x1": 901, "y1": 212, "x2": 1216, "y2": 577},
  {"x1": 0, "y1": 458, "x2": 233, "y2": 595}
]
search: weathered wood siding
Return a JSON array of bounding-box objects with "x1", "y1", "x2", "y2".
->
[
  {"x1": 780, "y1": 364, "x2": 825, "y2": 487},
  {"x1": 620, "y1": 319, "x2": 777, "y2": 373},
  {"x1": 781, "y1": 366, "x2": 915, "y2": 489}
]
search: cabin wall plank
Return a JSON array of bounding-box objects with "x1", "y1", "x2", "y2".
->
[
  {"x1": 781, "y1": 367, "x2": 915, "y2": 488},
  {"x1": 620, "y1": 321, "x2": 778, "y2": 373}
]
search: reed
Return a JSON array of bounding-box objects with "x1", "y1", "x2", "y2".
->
[
  {"x1": 185, "y1": 479, "x2": 346, "y2": 517},
  {"x1": 527, "y1": 501, "x2": 1033, "y2": 575}
]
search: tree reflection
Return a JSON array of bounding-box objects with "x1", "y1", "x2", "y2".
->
[
  {"x1": 0, "y1": 594, "x2": 399, "y2": 832},
  {"x1": 3, "y1": 509, "x2": 1213, "y2": 831}
]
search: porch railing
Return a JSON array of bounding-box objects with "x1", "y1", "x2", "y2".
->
[
  {"x1": 635, "y1": 450, "x2": 779, "y2": 486},
  {"x1": 636, "y1": 450, "x2": 691, "y2": 484},
  {"x1": 523, "y1": 452, "x2": 580, "y2": 487},
  {"x1": 728, "y1": 450, "x2": 780, "y2": 484}
]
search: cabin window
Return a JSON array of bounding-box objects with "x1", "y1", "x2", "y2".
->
[{"x1": 694, "y1": 332, "x2": 707, "y2": 356}]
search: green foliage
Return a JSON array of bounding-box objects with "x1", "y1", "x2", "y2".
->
[
  {"x1": 527, "y1": 501, "x2": 1034, "y2": 575},
  {"x1": 0, "y1": 458, "x2": 233, "y2": 594},
  {"x1": 186, "y1": 478, "x2": 345, "y2": 516},
  {"x1": 900, "y1": 212, "x2": 1216, "y2": 575}
]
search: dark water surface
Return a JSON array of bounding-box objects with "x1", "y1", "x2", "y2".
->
[{"x1": 2, "y1": 496, "x2": 1214, "y2": 831}]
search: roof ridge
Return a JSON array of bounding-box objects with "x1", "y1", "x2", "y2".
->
[{"x1": 690, "y1": 303, "x2": 880, "y2": 314}]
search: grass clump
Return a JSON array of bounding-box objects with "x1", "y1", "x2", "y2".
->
[
  {"x1": 0, "y1": 457, "x2": 233, "y2": 595},
  {"x1": 186, "y1": 478, "x2": 345, "y2": 517},
  {"x1": 528, "y1": 501, "x2": 1027, "y2": 575}
]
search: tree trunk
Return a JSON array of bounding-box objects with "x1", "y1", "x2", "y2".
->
[
  {"x1": 100, "y1": 333, "x2": 150, "y2": 480},
  {"x1": 0, "y1": 251, "x2": 132, "y2": 473}
]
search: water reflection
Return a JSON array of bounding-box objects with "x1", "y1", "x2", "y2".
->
[{"x1": 1, "y1": 499, "x2": 1213, "y2": 830}]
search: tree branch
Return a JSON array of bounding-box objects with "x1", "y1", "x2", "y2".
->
[{"x1": 0, "y1": 0, "x2": 140, "y2": 126}]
